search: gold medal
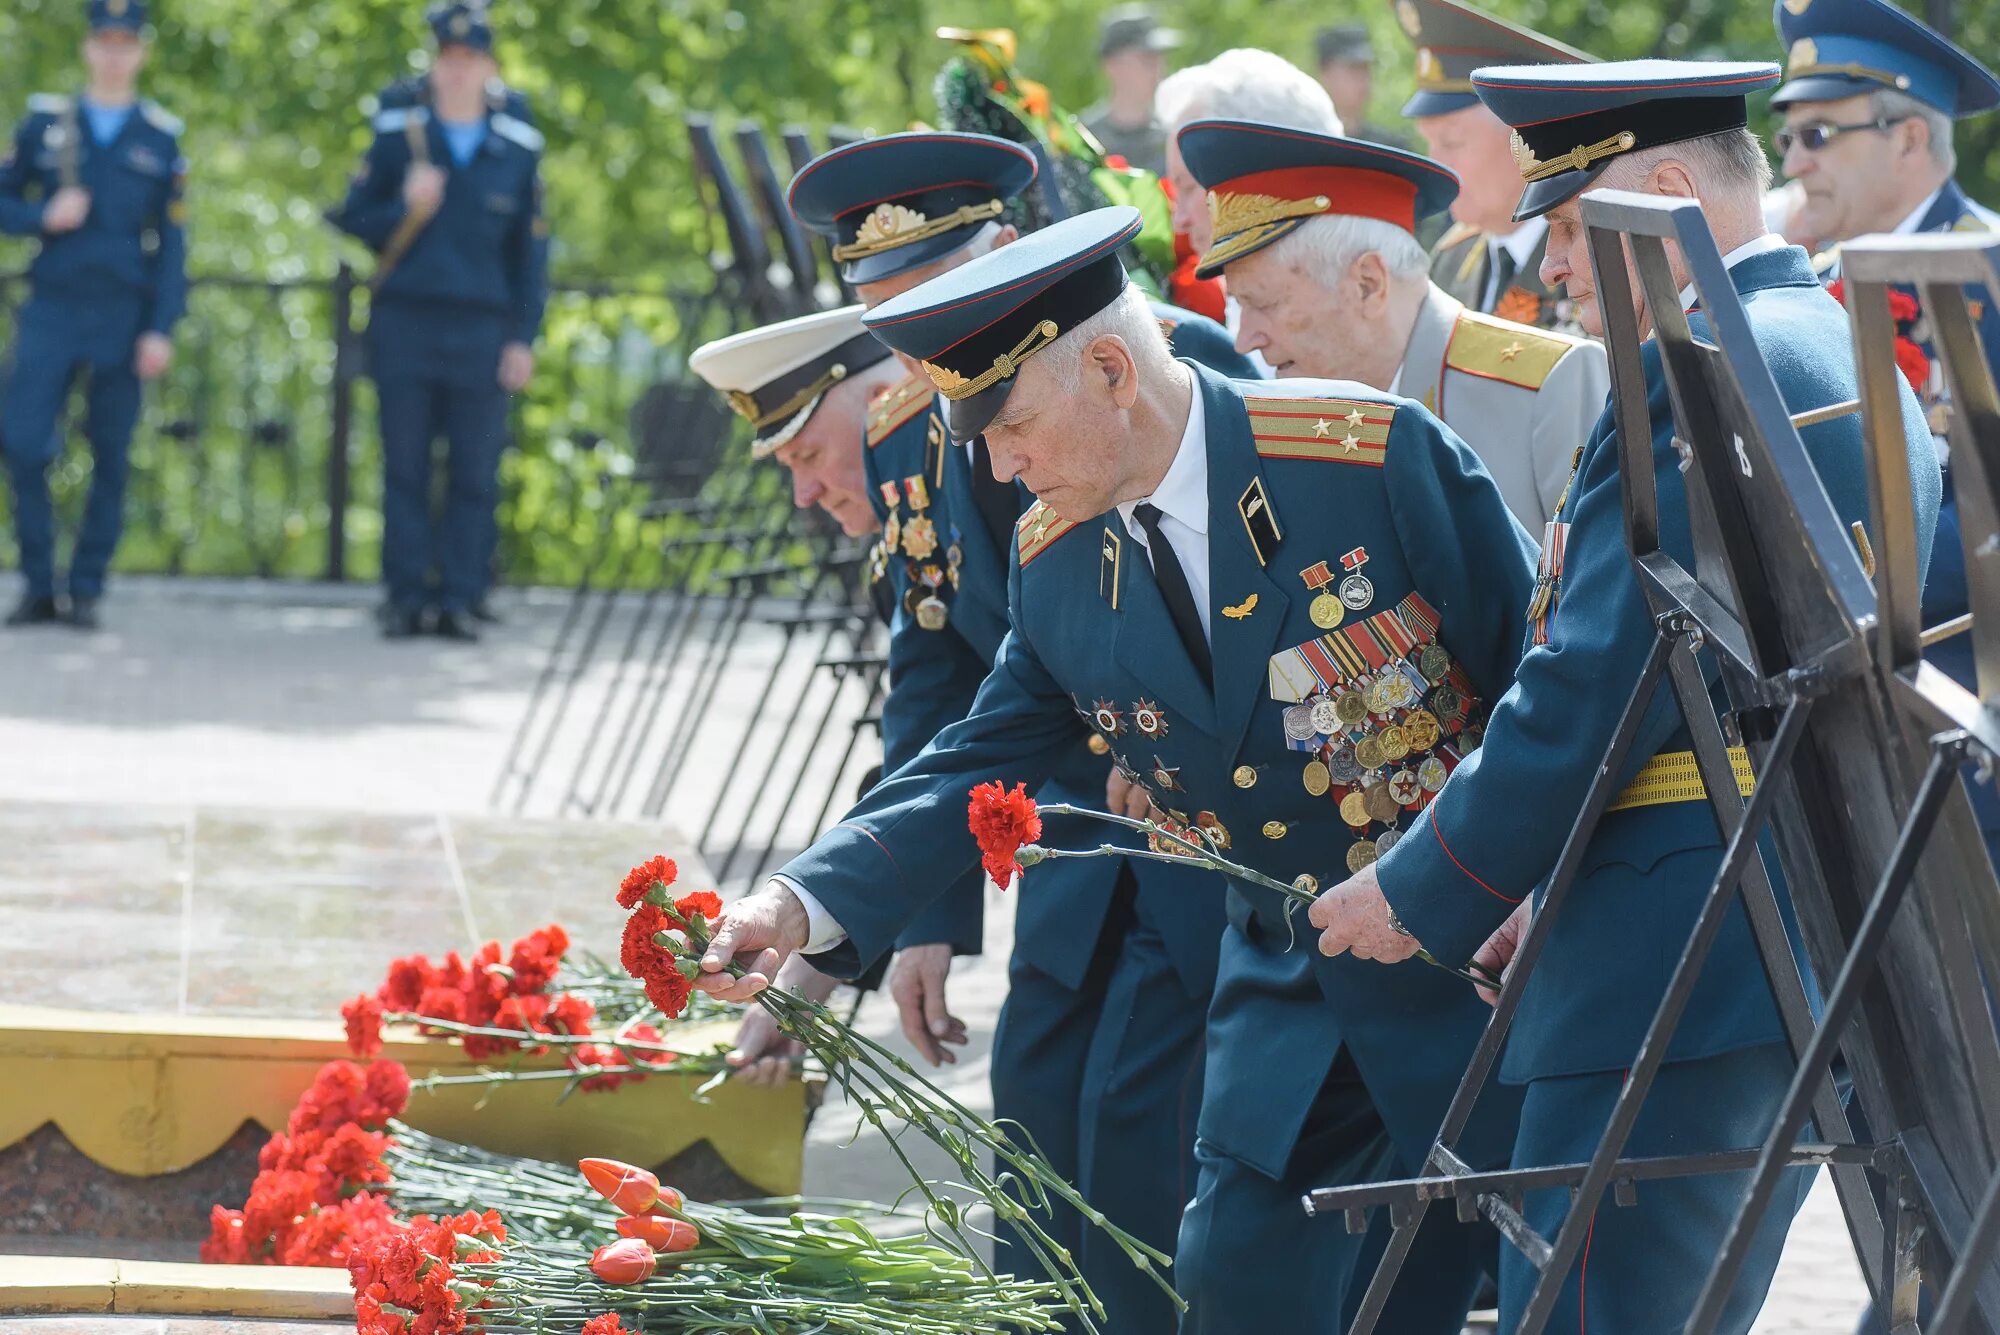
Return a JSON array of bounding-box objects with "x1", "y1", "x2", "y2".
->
[
  {"x1": 1418, "y1": 755, "x2": 1448, "y2": 790},
  {"x1": 1354, "y1": 734, "x2": 1386, "y2": 771},
  {"x1": 1405, "y1": 709, "x2": 1441, "y2": 752},
  {"x1": 1302, "y1": 760, "x2": 1331, "y2": 797},
  {"x1": 903, "y1": 515, "x2": 939, "y2": 559},
  {"x1": 882, "y1": 514, "x2": 901, "y2": 553},
  {"x1": 1379, "y1": 725, "x2": 1412, "y2": 762},
  {"x1": 1336, "y1": 691, "x2": 1369, "y2": 726},
  {"x1": 1364, "y1": 677, "x2": 1398, "y2": 714},
  {"x1": 1346, "y1": 839, "x2": 1380, "y2": 873},
  {"x1": 1388, "y1": 769, "x2": 1423, "y2": 807},
  {"x1": 1365, "y1": 782, "x2": 1400, "y2": 824},
  {"x1": 915, "y1": 596, "x2": 949, "y2": 631},
  {"x1": 1339, "y1": 790, "x2": 1370, "y2": 826},
  {"x1": 1309, "y1": 591, "x2": 1344, "y2": 630}
]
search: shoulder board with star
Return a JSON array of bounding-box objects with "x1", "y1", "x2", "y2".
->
[
  {"x1": 1444, "y1": 310, "x2": 1582, "y2": 392},
  {"x1": 139, "y1": 101, "x2": 184, "y2": 137},
  {"x1": 1015, "y1": 500, "x2": 1080, "y2": 566},
  {"x1": 1243, "y1": 394, "x2": 1395, "y2": 467},
  {"x1": 1811, "y1": 248, "x2": 1840, "y2": 275},
  {"x1": 1953, "y1": 211, "x2": 1993, "y2": 234},
  {"x1": 865, "y1": 373, "x2": 934, "y2": 448},
  {"x1": 374, "y1": 105, "x2": 430, "y2": 134},
  {"x1": 26, "y1": 93, "x2": 71, "y2": 117}
]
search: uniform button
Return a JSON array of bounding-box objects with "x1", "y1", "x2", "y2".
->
[
  {"x1": 1293, "y1": 873, "x2": 1318, "y2": 894},
  {"x1": 1233, "y1": 765, "x2": 1257, "y2": 788},
  {"x1": 1088, "y1": 734, "x2": 1110, "y2": 755},
  {"x1": 1262, "y1": 820, "x2": 1288, "y2": 840}
]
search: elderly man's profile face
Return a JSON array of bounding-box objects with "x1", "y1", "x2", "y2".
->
[
  {"x1": 774, "y1": 395, "x2": 876, "y2": 537},
  {"x1": 979, "y1": 348, "x2": 1134, "y2": 523},
  {"x1": 1225, "y1": 244, "x2": 1373, "y2": 380}
]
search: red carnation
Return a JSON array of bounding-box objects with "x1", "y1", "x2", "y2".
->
[
  {"x1": 507, "y1": 925, "x2": 570, "y2": 994},
  {"x1": 200, "y1": 1205, "x2": 251, "y2": 1264},
  {"x1": 550, "y1": 992, "x2": 595, "y2": 1036},
  {"x1": 1895, "y1": 335, "x2": 1932, "y2": 392},
  {"x1": 380, "y1": 956, "x2": 435, "y2": 1011},
  {"x1": 343, "y1": 994, "x2": 385, "y2": 1058},
  {"x1": 673, "y1": 889, "x2": 723, "y2": 928},
  {"x1": 620, "y1": 902, "x2": 694, "y2": 1019},
  {"x1": 361, "y1": 1059, "x2": 412, "y2": 1124},
  {"x1": 618, "y1": 855, "x2": 679, "y2": 909},
  {"x1": 581, "y1": 1316, "x2": 629, "y2": 1335},
  {"x1": 1887, "y1": 288, "x2": 1922, "y2": 324},
  {"x1": 413, "y1": 985, "x2": 465, "y2": 1030},
  {"x1": 967, "y1": 781, "x2": 1041, "y2": 889}
]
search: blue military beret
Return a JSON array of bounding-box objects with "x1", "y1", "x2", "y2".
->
[
  {"x1": 88, "y1": 0, "x2": 146, "y2": 33},
  {"x1": 1390, "y1": 0, "x2": 1595, "y2": 119},
  {"x1": 1771, "y1": 0, "x2": 2000, "y2": 117},
  {"x1": 788, "y1": 132, "x2": 1039, "y2": 286},
  {"x1": 862, "y1": 206, "x2": 1141, "y2": 442},
  {"x1": 1474, "y1": 59, "x2": 1782, "y2": 220},
  {"x1": 427, "y1": 1, "x2": 493, "y2": 53},
  {"x1": 1176, "y1": 119, "x2": 1459, "y2": 278}
]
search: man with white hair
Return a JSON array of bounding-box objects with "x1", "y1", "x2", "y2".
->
[
  {"x1": 1154, "y1": 46, "x2": 1341, "y2": 367},
  {"x1": 686, "y1": 204, "x2": 1544, "y2": 1333},
  {"x1": 1310, "y1": 60, "x2": 1941, "y2": 1329},
  {"x1": 1392, "y1": 0, "x2": 1595, "y2": 330},
  {"x1": 1179, "y1": 118, "x2": 1608, "y2": 530}
]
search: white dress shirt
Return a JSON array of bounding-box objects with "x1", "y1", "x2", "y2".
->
[
  {"x1": 1115, "y1": 382, "x2": 1213, "y2": 641},
  {"x1": 1483, "y1": 217, "x2": 1549, "y2": 312},
  {"x1": 1677, "y1": 233, "x2": 1791, "y2": 311},
  {"x1": 782, "y1": 376, "x2": 1214, "y2": 953}
]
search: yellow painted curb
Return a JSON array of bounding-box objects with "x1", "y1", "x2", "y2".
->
[{"x1": 0, "y1": 1256, "x2": 349, "y2": 1318}]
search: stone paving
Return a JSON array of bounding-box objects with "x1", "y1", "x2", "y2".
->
[{"x1": 0, "y1": 576, "x2": 1869, "y2": 1331}]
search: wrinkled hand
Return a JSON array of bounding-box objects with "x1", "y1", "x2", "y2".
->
[
  {"x1": 1471, "y1": 899, "x2": 1531, "y2": 1006},
  {"x1": 498, "y1": 342, "x2": 535, "y2": 394},
  {"x1": 42, "y1": 186, "x2": 91, "y2": 233},
  {"x1": 697, "y1": 883, "x2": 810, "y2": 1002},
  {"x1": 1105, "y1": 766, "x2": 1154, "y2": 820},
  {"x1": 1308, "y1": 862, "x2": 1422, "y2": 964},
  {"x1": 402, "y1": 162, "x2": 446, "y2": 214},
  {"x1": 727, "y1": 955, "x2": 830, "y2": 1086},
  {"x1": 134, "y1": 332, "x2": 173, "y2": 381},
  {"x1": 889, "y1": 943, "x2": 967, "y2": 1067}
]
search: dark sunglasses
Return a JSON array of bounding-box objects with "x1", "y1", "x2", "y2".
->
[{"x1": 1774, "y1": 115, "x2": 1915, "y2": 154}]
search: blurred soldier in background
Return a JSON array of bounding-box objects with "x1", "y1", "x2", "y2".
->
[
  {"x1": 1315, "y1": 23, "x2": 1414, "y2": 149},
  {"x1": 330, "y1": 0, "x2": 547, "y2": 642},
  {"x1": 0, "y1": 0, "x2": 186, "y2": 630},
  {"x1": 1080, "y1": 5, "x2": 1183, "y2": 175}
]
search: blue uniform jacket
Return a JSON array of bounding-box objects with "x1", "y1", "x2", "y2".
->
[
  {"x1": 793, "y1": 362, "x2": 1540, "y2": 1176},
  {"x1": 861, "y1": 305, "x2": 1257, "y2": 996},
  {"x1": 1377, "y1": 244, "x2": 1942, "y2": 1082},
  {"x1": 329, "y1": 83, "x2": 548, "y2": 345},
  {"x1": 0, "y1": 94, "x2": 187, "y2": 336}
]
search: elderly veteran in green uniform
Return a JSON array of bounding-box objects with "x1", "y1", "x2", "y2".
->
[
  {"x1": 688, "y1": 204, "x2": 1543, "y2": 1334},
  {"x1": 1309, "y1": 59, "x2": 1942, "y2": 1332},
  {"x1": 1179, "y1": 118, "x2": 1607, "y2": 530},
  {"x1": 1392, "y1": 0, "x2": 1595, "y2": 332}
]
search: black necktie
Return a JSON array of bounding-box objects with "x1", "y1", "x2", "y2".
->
[
  {"x1": 970, "y1": 436, "x2": 1022, "y2": 552},
  {"x1": 1488, "y1": 243, "x2": 1516, "y2": 313},
  {"x1": 1133, "y1": 502, "x2": 1212, "y2": 686}
]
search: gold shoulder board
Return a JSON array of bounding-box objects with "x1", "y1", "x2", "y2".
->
[
  {"x1": 1444, "y1": 310, "x2": 1581, "y2": 392},
  {"x1": 1434, "y1": 220, "x2": 1481, "y2": 252},
  {"x1": 866, "y1": 374, "x2": 934, "y2": 448},
  {"x1": 1016, "y1": 500, "x2": 1080, "y2": 566},
  {"x1": 1954, "y1": 212, "x2": 1993, "y2": 234},
  {"x1": 1243, "y1": 394, "x2": 1395, "y2": 467},
  {"x1": 1811, "y1": 248, "x2": 1841, "y2": 274}
]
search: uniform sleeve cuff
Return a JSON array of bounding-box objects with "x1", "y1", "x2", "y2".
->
[{"x1": 771, "y1": 874, "x2": 849, "y2": 952}]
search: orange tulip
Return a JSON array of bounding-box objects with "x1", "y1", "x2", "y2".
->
[
  {"x1": 616, "y1": 1214, "x2": 701, "y2": 1253},
  {"x1": 589, "y1": 1237, "x2": 658, "y2": 1285},
  {"x1": 579, "y1": 1158, "x2": 661, "y2": 1214}
]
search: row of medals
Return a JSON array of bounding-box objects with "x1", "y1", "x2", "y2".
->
[
  {"x1": 880, "y1": 475, "x2": 962, "y2": 632},
  {"x1": 1284, "y1": 638, "x2": 1481, "y2": 875}
]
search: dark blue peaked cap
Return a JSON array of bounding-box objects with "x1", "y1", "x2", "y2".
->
[
  {"x1": 1772, "y1": 0, "x2": 2000, "y2": 117},
  {"x1": 788, "y1": 132, "x2": 1039, "y2": 286},
  {"x1": 862, "y1": 207, "x2": 1141, "y2": 442},
  {"x1": 1474, "y1": 59, "x2": 1781, "y2": 220},
  {"x1": 1392, "y1": 0, "x2": 1596, "y2": 118},
  {"x1": 428, "y1": 2, "x2": 494, "y2": 52},
  {"x1": 88, "y1": 0, "x2": 146, "y2": 32}
]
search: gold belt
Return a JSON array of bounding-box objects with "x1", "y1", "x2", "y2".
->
[{"x1": 1607, "y1": 747, "x2": 1755, "y2": 813}]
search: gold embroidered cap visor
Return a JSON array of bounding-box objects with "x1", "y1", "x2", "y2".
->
[
  {"x1": 862, "y1": 206, "x2": 1142, "y2": 444},
  {"x1": 1176, "y1": 120, "x2": 1459, "y2": 280},
  {"x1": 786, "y1": 131, "x2": 1040, "y2": 285},
  {"x1": 1471, "y1": 59, "x2": 1781, "y2": 220}
]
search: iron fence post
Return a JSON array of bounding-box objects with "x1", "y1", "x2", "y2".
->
[{"x1": 327, "y1": 261, "x2": 356, "y2": 582}]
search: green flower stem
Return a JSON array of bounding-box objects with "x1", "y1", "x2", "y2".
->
[{"x1": 1029, "y1": 802, "x2": 1504, "y2": 991}]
